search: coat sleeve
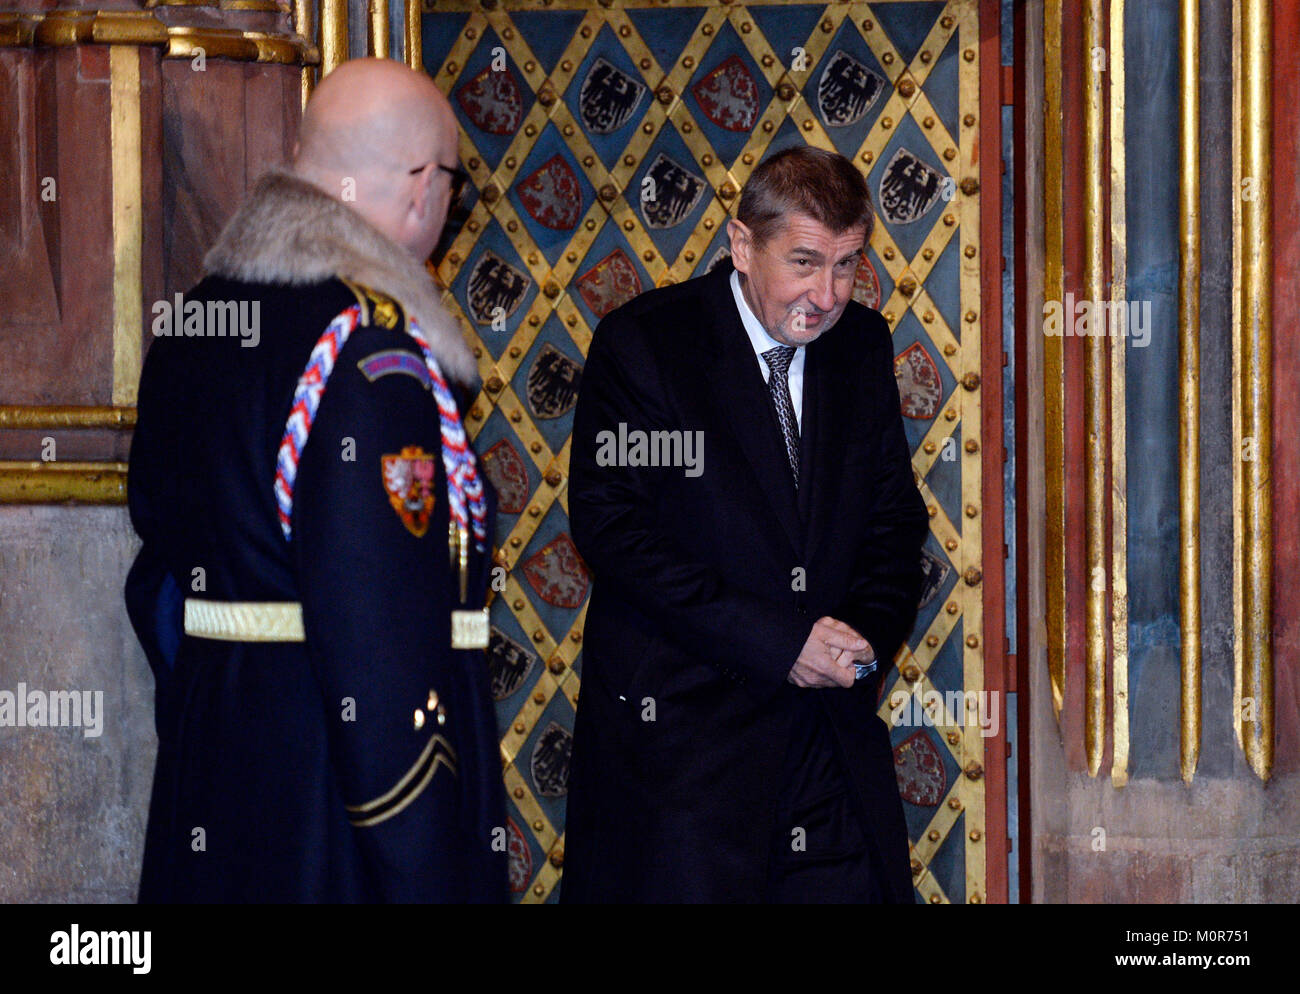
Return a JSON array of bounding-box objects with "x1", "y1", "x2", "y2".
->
[
  {"x1": 124, "y1": 337, "x2": 185, "y2": 713},
  {"x1": 569, "y1": 309, "x2": 810, "y2": 697},
  {"x1": 830, "y1": 315, "x2": 930, "y2": 667},
  {"x1": 290, "y1": 327, "x2": 506, "y2": 903}
]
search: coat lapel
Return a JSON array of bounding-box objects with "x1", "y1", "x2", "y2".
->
[
  {"x1": 798, "y1": 334, "x2": 845, "y2": 564},
  {"x1": 702, "y1": 262, "x2": 804, "y2": 558}
]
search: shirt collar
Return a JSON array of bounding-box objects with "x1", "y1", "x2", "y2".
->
[{"x1": 729, "y1": 267, "x2": 802, "y2": 362}]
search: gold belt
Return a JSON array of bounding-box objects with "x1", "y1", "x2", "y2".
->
[{"x1": 183, "y1": 598, "x2": 305, "y2": 642}]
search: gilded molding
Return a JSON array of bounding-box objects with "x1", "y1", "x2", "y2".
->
[
  {"x1": 111, "y1": 44, "x2": 143, "y2": 408},
  {"x1": 0, "y1": 12, "x2": 38, "y2": 45},
  {"x1": 1043, "y1": 0, "x2": 1066, "y2": 720},
  {"x1": 0, "y1": 462, "x2": 128, "y2": 504},
  {"x1": 145, "y1": 0, "x2": 287, "y2": 9},
  {"x1": 166, "y1": 26, "x2": 317, "y2": 64},
  {"x1": 428, "y1": 0, "x2": 895, "y2": 6},
  {"x1": 292, "y1": 0, "x2": 315, "y2": 107},
  {"x1": 1231, "y1": 0, "x2": 1243, "y2": 755},
  {"x1": 1178, "y1": 0, "x2": 1201, "y2": 785},
  {"x1": 0, "y1": 9, "x2": 320, "y2": 65},
  {"x1": 32, "y1": 10, "x2": 170, "y2": 47},
  {"x1": 403, "y1": 0, "x2": 420, "y2": 70},
  {"x1": 1237, "y1": 0, "x2": 1273, "y2": 781},
  {"x1": 319, "y1": 0, "x2": 347, "y2": 74},
  {"x1": 962, "y1": 0, "x2": 985, "y2": 902},
  {"x1": 369, "y1": 0, "x2": 389, "y2": 58},
  {"x1": 1109, "y1": 0, "x2": 1129, "y2": 788},
  {"x1": 1082, "y1": 0, "x2": 1106, "y2": 778},
  {"x1": 0, "y1": 406, "x2": 137, "y2": 430}
]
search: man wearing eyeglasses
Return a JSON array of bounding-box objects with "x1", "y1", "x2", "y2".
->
[{"x1": 125, "y1": 57, "x2": 505, "y2": 902}]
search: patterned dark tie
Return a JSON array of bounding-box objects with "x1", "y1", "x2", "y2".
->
[{"x1": 761, "y1": 345, "x2": 799, "y2": 488}]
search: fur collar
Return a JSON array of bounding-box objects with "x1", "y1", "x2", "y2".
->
[{"x1": 204, "y1": 169, "x2": 477, "y2": 385}]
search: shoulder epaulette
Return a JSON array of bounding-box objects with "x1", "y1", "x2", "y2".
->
[{"x1": 339, "y1": 277, "x2": 408, "y2": 335}]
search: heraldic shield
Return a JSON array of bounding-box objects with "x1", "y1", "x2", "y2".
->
[{"x1": 382, "y1": 445, "x2": 437, "y2": 538}]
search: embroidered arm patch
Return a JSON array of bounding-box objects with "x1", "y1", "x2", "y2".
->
[
  {"x1": 382, "y1": 445, "x2": 438, "y2": 537},
  {"x1": 358, "y1": 350, "x2": 434, "y2": 390}
]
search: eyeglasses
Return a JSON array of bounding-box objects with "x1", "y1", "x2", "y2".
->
[{"x1": 410, "y1": 161, "x2": 470, "y2": 204}]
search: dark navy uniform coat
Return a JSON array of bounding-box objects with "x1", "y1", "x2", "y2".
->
[{"x1": 126, "y1": 276, "x2": 507, "y2": 902}]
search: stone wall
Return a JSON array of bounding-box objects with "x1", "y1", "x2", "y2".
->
[
  {"x1": 0, "y1": 506, "x2": 154, "y2": 902},
  {"x1": 1028, "y1": 610, "x2": 1300, "y2": 902}
]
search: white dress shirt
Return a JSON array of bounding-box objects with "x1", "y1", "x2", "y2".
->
[
  {"x1": 728, "y1": 269, "x2": 875, "y2": 679},
  {"x1": 730, "y1": 268, "x2": 805, "y2": 432}
]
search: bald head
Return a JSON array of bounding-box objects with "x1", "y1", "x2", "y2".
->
[{"x1": 293, "y1": 58, "x2": 460, "y2": 260}]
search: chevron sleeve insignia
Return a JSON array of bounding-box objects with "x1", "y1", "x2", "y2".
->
[{"x1": 344, "y1": 733, "x2": 459, "y2": 828}]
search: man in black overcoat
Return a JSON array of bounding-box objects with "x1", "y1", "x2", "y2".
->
[{"x1": 562, "y1": 145, "x2": 929, "y2": 903}]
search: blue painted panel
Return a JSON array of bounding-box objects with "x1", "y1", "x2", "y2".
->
[{"x1": 1124, "y1": 0, "x2": 1182, "y2": 779}]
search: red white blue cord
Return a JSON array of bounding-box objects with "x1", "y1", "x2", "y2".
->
[
  {"x1": 406, "y1": 316, "x2": 488, "y2": 550},
  {"x1": 275, "y1": 305, "x2": 361, "y2": 538},
  {"x1": 274, "y1": 305, "x2": 487, "y2": 550}
]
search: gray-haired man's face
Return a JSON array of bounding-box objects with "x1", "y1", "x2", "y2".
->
[{"x1": 727, "y1": 213, "x2": 867, "y2": 347}]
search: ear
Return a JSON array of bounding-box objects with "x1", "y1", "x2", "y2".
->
[
  {"x1": 408, "y1": 163, "x2": 436, "y2": 222},
  {"x1": 727, "y1": 218, "x2": 753, "y2": 275}
]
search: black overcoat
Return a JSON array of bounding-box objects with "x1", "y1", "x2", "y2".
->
[{"x1": 561, "y1": 258, "x2": 929, "y2": 903}]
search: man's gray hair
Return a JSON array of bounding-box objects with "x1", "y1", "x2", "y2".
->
[{"x1": 736, "y1": 145, "x2": 874, "y2": 249}]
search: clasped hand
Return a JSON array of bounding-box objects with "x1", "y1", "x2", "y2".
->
[{"x1": 787, "y1": 616, "x2": 875, "y2": 689}]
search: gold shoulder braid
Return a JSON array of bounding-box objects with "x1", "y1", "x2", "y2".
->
[{"x1": 339, "y1": 277, "x2": 407, "y2": 334}]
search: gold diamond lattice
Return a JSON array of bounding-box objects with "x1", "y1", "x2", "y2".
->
[{"x1": 425, "y1": 0, "x2": 987, "y2": 904}]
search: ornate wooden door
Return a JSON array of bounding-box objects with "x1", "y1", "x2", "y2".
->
[{"x1": 423, "y1": 0, "x2": 1007, "y2": 903}]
